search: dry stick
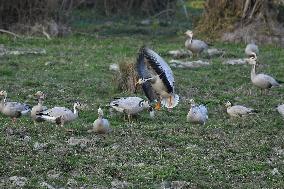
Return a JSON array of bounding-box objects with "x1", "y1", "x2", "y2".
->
[
  {"x1": 242, "y1": 0, "x2": 251, "y2": 19},
  {"x1": 0, "y1": 29, "x2": 20, "y2": 38},
  {"x1": 42, "y1": 27, "x2": 51, "y2": 40},
  {"x1": 152, "y1": 9, "x2": 174, "y2": 18}
]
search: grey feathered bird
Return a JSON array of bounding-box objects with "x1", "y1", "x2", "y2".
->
[
  {"x1": 90, "y1": 107, "x2": 111, "y2": 134},
  {"x1": 247, "y1": 56, "x2": 282, "y2": 93},
  {"x1": 0, "y1": 90, "x2": 31, "y2": 122},
  {"x1": 187, "y1": 99, "x2": 208, "y2": 125},
  {"x1": 136, "y1": 46, "x2": 179, "y2": 111},
  {"x1": 110, "y1": 96, "x2": 150, "y2": 122},
  {"x1": 277, "y1": 104, "x2": 284, "y2": 119},
  {"x1": 185, "y1": 30, "x2": 208, "y2": 56},
  {"x1": 225, "y1": 101, "x2": 257, "y2": 117},
  {"x1": 31, "y1": 91, "x2": 48, "y2": 123},
  {"x1": 37, "y1": 102, "x2": 81, "y2": 126}
]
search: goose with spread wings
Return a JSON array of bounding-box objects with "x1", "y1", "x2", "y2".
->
[{"x1": 136, "y1": 46, "x2": 179, "y2": 110}]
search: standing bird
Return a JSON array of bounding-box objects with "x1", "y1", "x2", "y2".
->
[
  {"x1": 184, "y1": 30, "x2": 208, "y2": 56},
  {"x1": 31, "y1": 91, "x2": 48, "y2": 124},
  {"x1": 247, "y1": 56, "x2": 282, "y2": 94},
  {"x1": 0, "y1": 90, "x2": 31, "y2": 122},
  {"x1": 225, "y1": 101, "x2": 257, "y2": 117},
  {"x1": 276, "y1": 104, "x2": 284, "y2": 119},
  {"x1": 187, "y1": 99, "x2": 208, "y2": 125},
  {"x1": 245, "y1": 43, "x2": 259, "y2": 58},
  {"x1": 109, "y1": 96, "x2": 150, "y2": 122},
  {"x1": 136, "y1": 46, "x2": 179, "y2": 111},
  {"x1": 90, "y1": 107, "x2": 111, "y2": 134},
  {"x1": 37, "y1": 102, "x2": 81, "y2": 126}
]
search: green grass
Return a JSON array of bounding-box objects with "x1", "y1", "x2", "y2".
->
[{"x1": 0, "y1": 25, "x2": 284, "y2": 188}]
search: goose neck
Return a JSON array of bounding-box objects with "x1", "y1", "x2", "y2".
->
[{"x1": 251, "y1": 64, "x2": 256, "y2": 79}]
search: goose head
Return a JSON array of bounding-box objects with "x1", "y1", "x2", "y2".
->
[
  {"x1": 34, "y1": 91, "x2": 45, "y2": 99},
  {"x1": 225, "y1": 101, "x2": 232, "y2": 108},
  {"x1": 74, "y1": 102, "x2": 82, "y2": 110},
  {"x1": 0, "y1": 90, "x2": 7, "y2": 98},
  {"x1": 97, "y1": 107, "x2": 104, "y2": 117},
  {"x1": 139, "y1": 100, "x2": 150, "y2": 108},
  {"x1": 185, "y1": 30, "x2": 193, "y2": 38},
  {"x1": 246, "y1": 55, "x2": 257, "y2": 65}
]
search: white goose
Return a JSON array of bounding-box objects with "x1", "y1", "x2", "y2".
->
[
  {"x1": 184, "y1": 30, "x2": 208, "y2": 56},
  {"x1": 247, "y1": 56, "x2": 282, "y2": 92},
  {"x1": 187, "y1": 99, "x2": 208, "y2": 125},
  {"x1": 37, "y1": 102, "x2": 81, "y2": 126},
  {"x1": 90, "y1": 107, "x2": 111, "y2": 134},
  {"x1": 276, "y1": 104, "x2": 284, "y2": 119},
  {"x1": 30, "y1": 91, "x2": 48, "y2": 123},
  {"x1": 225, "y1": 101, "x2": 257, "y2": 117},
  {"x1": 245, "y1": 43, "x2": 259, "y2": 58},
  {"x1": 136, "y1": 46, "x2": 179, "y2": 111},
  {"x1": 0, "y1": 90, "x2": 31, "y2": 122},
  {"x1": 110, "y1": 96, "x2": 151, "y2": 122}
]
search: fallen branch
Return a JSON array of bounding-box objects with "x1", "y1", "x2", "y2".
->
[
  {"x1": 0, "y1": 29, "x2": 20, "y2": 38},
  {"x1": 42, "y1": 27, "x2": 51, "y2": 40}
]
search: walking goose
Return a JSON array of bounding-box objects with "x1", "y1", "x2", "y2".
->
[
  {"x1": 90, "y1": 107, "x2": 111, "y2": 134},
  {"x1": 37, "y1": 102, "x2": 81, "y2": 126},
  {"x1": 245, "y1": 43, "x2": 259, "y2": 58},
  {"x1": 110, "y1": 96, "x2": 151, "y2": 122},
  {"x1": 136, "y1": 46, "x2": 179, "y2": 111},
  {"x1": 0, "y1": 90, "x2": 31, "y2": 122},
  {"x1": 184, "y1": 30, "x2": 208, "y2": 56},
  {"x1": 248, "y1": 56, "x2": 282, "y2": 92},
  {"x1": 225, "y1": 101, "x2": 257, "y2": 117},
  {"x1": 277, "y1": 104, "x2": 284, "y2": 119},
  {"x1": 186, "y1": 99, "x2": 208, "y2": 125},
  {"x1": 31, "y1": 91, "x2": 48, "y2": 123}
]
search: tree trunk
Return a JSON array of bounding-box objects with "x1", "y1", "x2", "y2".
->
[{"x1": 196, "y1": 0, "x2": 284, "y2": 46}]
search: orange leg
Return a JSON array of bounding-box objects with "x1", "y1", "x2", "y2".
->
[
  {"x1": 155, "y1": 101, "x2": 161, "y2": 110},
  {"x1": 168, "y1": 96, "x2": 173, "y2": 107}
]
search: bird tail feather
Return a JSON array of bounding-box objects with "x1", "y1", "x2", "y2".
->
[{"x1": 161, "y1": 94, "x2": 179, "y2": 109}]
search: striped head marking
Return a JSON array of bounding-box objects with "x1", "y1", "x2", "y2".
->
[
  {"x1": 225, "y1": 101, "x2": 232, "y2": 107},
  {"x1": 139, "y1": 100, "x2": 150, "y2": 108},
  {"x1": 185, "y1": 30, "x2": 193, "y2": 37}
]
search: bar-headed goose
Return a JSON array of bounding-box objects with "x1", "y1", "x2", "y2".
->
[
  {"x1": 276, "y1": 104, "x2": 284, "y2": 119},
  {"x1": 187, "y1": 99, "x2": 208, "y2": 125},
  {"x1": 37, "y1": 102, "x2": 81, "y2": 126},
  {"x1": 31, "y1": 91, "x2": 48, "y2": 123},
  {"x1": 184, "y1": 30, "x2": 208, "y2": 56},
  {"x1": 90, "y1": 107, "x2": 111, "y2": 134},
  {"x1": 136, "y1": 46, "x2": 179, "y2": 111},
  {"x1": 245, "y1": 43, "x2": 259, "y2": 58},
  {"x1": 110, "y1": 96, "x2": 150, "y2": 122},
  {"x1": 225, "y1": 101, "x2": 257, "y2": 117},
  {"x1": 247, "y1": 56, "x2": 282, "y2": 92},
  {"x1": 0, "y1": 90, "x2": 31, "y2": 122}
]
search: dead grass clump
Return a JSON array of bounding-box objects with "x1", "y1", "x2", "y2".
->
[{"x1": 112, "y1": 58, "x2": 139, "y2": 93}]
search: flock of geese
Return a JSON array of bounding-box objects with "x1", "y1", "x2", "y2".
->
[{"x1": 0, "y1": 30, "x2": 283, "y2": 133}]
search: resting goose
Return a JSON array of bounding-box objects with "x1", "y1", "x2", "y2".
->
[
  {"x1": 0, "y1": 90, "x2": 31, "y2": 122},
  {"x1": 90, "y1": 107, "x2": 111, "y2": 134},
  {"x1": 187, "y1": 99, "x2": 208, "y2": 125},
  {"x1": 245, "y1": 43, "x2": 259, "y2": 58},
  {"x1": 110, "y1": 96, "x2": 151, "y2": 122},
  {"x1": 184, "y1": 30, "x2": 208, "y2": 56},
  {"x1": 31, "y1": 91, "x2": 48, "y2": 123},
  {"x1": 276, "y1": 104, "x2": 284, "y2": 119},
  {"x1": 37, "y1": 102, "x2": 81, "y2": 126},
  {"x1": 247, "y1": 56, "x2": 282, "y2": 93},
  {"x1": 225, "y1": 101, "x2": 257, "y2": 117},
  {"x1": 136, "y1": 46, "x2": 179, "y2": 111}
]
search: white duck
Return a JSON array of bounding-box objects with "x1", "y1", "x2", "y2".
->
[
  {"x1": 225, "y1": 101, "x2": 257, "y2": 117},
  {"x1": 187, "y1": 99, "x2": 208, "y2": 125},
  {"x1": 136, "y1": 46, "x2": 179, "y2": 111},
  {"x1": 30, "y1": 91, "x2": 48, "y2": 123},
  {"x1": 0, "y1": 90, "x2": 31, "y2": 122},
  {"x1": 37, "y1": 102, "x2": 81, "y2": 126},
  {"x1": 90, "y1": 107, "x2": 111, "y2": 134},
  {"x1": 110, "y1": 96, "x2": 151, "y2": 122},
  {"x1": 276, "y1": 104, "x2": 284, "y2": 119},
  {"x1": 247, "y1": 56, "x2": 282, "y2": 93},
  {"x1": 245, "y1": 43, "x2": 259, "y2": 58},
  {"x1": 185, "y1": 30, "x2": 208, "y2": 56}
]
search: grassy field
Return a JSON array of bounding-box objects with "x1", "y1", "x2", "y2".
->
[{"x1": 0, "y1": 16, "x2": 284, "y2": 188}]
